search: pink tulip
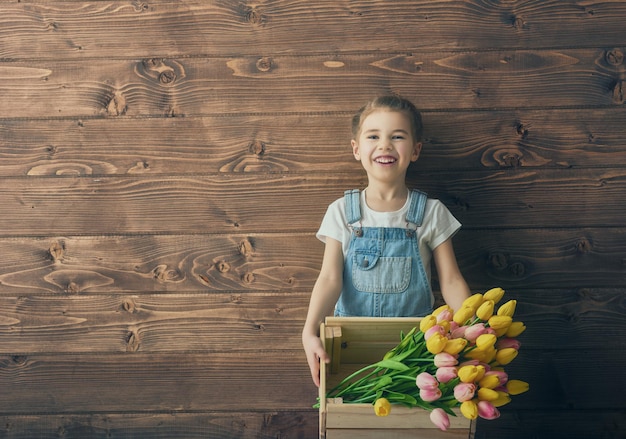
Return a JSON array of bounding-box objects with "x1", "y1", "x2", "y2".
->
[
  {"x1": 436, "y1": 366, "x2": 458, "y2": 383},
  {"x1": 464, "y1": 323, "x2": 487, "y2": 342},
  {"x1": 483, "y1": 370, "x2": 508, "y2": 386},
  {"x1": 415, "y1": 372, "x2": 438, "y2": 390},
  {"x1": 434, "y1": 352, "x2": 458, "y2": 367},
  {"x1": 459, "y1": 359, "x2": 480, "y2": 367},
  {"x1": 453, "y1": 382, "x2": 476, "y2": 402},
  {"x1": 424, "y1": 325, "x2": 445, "y2": 340},
  {"x1": 497, "y1": 338, "x2": 521, "y2": 350},
  {"x1": 437, "y1": 309, "x2": 453, "y2": 323},
  {"x1": 420, "y1": 387, "x2": 442, "y2": 402},
  {"x1": 451, "y1": 325, "x2": 468, "y2": 339},
  {"x1": 429, "y1": 408, "x2": 450, "y2": 431},
  {"x1": 477, "y1": 400, "x2": 500, "y2": 420}
]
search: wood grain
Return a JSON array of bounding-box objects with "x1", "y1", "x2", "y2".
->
[
  {"x1": 1, "y1": 107, "x2": 626, "y2": 177},
  {"x1": 0, "y1": 49, "x2": 624, "y2": 118},
  {"x1": 1, "y1": 1, "x2": 625, "y2": 58}
]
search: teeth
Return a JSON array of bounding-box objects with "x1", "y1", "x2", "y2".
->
[{"x1": 376, "y1": 157, "x2": 396, "y2": 164}]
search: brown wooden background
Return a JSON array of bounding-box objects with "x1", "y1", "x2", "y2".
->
[{"x1": 1, "y1": 1, "x2": 625, "y2": 438}]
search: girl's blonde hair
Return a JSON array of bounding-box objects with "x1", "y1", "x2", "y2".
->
[{"x1": 351, "y1": 95, "x2": 423, "y2": 141}]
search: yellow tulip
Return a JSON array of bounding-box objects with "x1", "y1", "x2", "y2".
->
[
  {"x1": 476, "y1": 300, "x2": 495, "y2": 321},
  {"x1": 419, "y1": 315, "x2": 437, "y2": 333},
  {"x1": 506, "y1": 380, "x2": 530, "y2": 395},
  {"x1": 475, "y1": 333, "x2": 497, "y2": 350},
  {"x1": 462, "y1": 293, "x2": 484, "y2": 312},
  {"x1": 426, "y1": 333, "x2": 448, "y2": 354},
  {"x1": 453, "y1": 306, "x2": 475, "y2": 325},
  {"x1": 478, "y1": 374, "x2": 501, "y2": 389},
  {"x1": 443, "y1": 337, "x2": 468, "y2": 355},
  {"x1": 477, "y1": 387, "x2": 499, "y2": 401},
  {"x1": 497, "y1": 300, "x2": 517, "y2": 317},
  {"x1": 458, "y1": 365, "x2": 484, "y2": 383},
  {"x1": 374, "y1": 398, "x2": 391, "y2": 416},
  {"x1": 491, "y1": 391, "x2": 511, "y2": 407},
  {"x1": 495, "y1": 347, "x2": 518, "y2": 365},
  {"x1": 483, "y1": 287, "x2": 505, "y2": 304},
  {"x1": 464, "y1": 347, "x2": 490, "y2": 363},
  {"x1": 506, "y1": 321, "x2": 527, "y2": 337},
  {"x1": 460, "y1": 400, "x2": 478, "y2": 420},
  {"x1": 432, "y1": 304, "x2": 452, "y2": 316},
  {"x1": 488, "y1": 315, "x2": 512, "y2": 330}
]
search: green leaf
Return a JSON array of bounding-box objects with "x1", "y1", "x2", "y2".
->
[{"x1": 373, "y1": 359, "x2": 410, "y2": 371}]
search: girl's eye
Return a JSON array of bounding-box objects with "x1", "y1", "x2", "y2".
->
[{"x1": 367, "y1": 135, "x2": 379, "y2": 140}]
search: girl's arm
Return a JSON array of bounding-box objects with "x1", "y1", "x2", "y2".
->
[
  {"x1": 433, "y1": 238, "x2": 471, "y2": 311},
  {"x1": 302, "y1": 237, "x2": 344, "y2": 387}
]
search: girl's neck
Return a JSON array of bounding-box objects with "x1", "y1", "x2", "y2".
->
[{"x1": 363, "y1": 184, "x2": 409, "y2": 212}]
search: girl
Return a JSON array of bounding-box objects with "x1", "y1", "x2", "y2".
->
[{"x1": 302, "y1": 95, "x2": 470, "y2": 386}]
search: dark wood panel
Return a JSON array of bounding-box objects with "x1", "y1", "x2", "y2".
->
[
  {"x1": 1, "y1": 1, "x2": 625, "y2": 58},
  {"x1": 1, "y1": 170, "x2": 626, "y2": 235},
  {"x1": 1, "y1": 49, "x2": 624, "y2": 118},
  {"x1": 0, "y1": 411, "x2": 319, "y2": 439},
  {"x1": 0, "y1": 411, "x2": 318, "y2": 439},
  {"x1": 2, "y1": 107, "x2": 626, "y2": 177},
  {"x1": 475, "y1": 410, "x2": 626, "y2": 439},
  {"x1": 0, "y1": 288, "x2": 623, "y2": 354},
  {"x1": 0, "y1": 352, "x2": 317, "y2": 413}
]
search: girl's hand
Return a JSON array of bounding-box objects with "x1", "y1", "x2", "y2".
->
[{"x1": 302, "y1": 333, "x2": 330, "y2": 387}]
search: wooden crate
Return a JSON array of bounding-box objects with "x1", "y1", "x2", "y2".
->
[{"x1": 319, "y1": 317, "x2": 475, "y2": 439}]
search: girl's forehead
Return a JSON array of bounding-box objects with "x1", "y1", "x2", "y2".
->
[{"x1": 360, "y1": 110, "x2": 412, "y2": 129}]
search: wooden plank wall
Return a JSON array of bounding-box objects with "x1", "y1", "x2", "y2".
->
[{"x1": 1, "y1": 1, "x2": 625, "y2": 438}]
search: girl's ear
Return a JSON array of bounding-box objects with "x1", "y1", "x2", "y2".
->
[
  {"x1": 411, "y1": 142, "x2": 423, "y2": 162},
  {"x1": 351, "y1": 139, "x2": 360, "y2": 160}
]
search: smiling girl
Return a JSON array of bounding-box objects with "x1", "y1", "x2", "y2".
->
[{"x1": 301, "y1": 95, "x2": 470, "y2": 386}]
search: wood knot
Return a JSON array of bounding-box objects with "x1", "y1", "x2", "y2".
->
[
  {"x1": 256, "y1": 57, "x2": 273, "y2": 72},
  {"x1": 215, "y1": 261, "x2": 231, "y2": 273},
  {"x1": 576, "y1": 238, "x2": 592, "y2": 254},
  {"x1": 243, "y1": 272, "x2": 256, "y2": 284},
  {"x1": 248, "y1": 140, "x2": 266, "y2": 156},
  {"x1": 516, "y1": 123, "x2": 529, "y2": 139},
  {"x1": 106, "y1": 90, "x2": 127, "y2": 116},
  {"x1": 244, "y1": 7, "x2": 266, "y2": 26},
  {"x1": 512, "y1": 15, "x2": 526, "y2": 30},
  {"x1": 605, "y1": 49, "x2": 624, "y2": 66},
  {"x1": 126, "y1": 330, "x2": 140, "y2": 352},
  {"x1": 152, "y1": 264, "x2": 181, "y2": 282},
  {"x1": 488, "y1": 252, "x2": 509, "y2": 271},
  {"x1": 159, "y1": 70, "x2": 177, "y2": 84},
  {"x1": 65, "y1": 281, "x2": 80, "y2": 294},
  {"x1": 122, "y1": 298, "x2": 137, "y2": 313},
  {"x1": 612, "y1": 80, "x2": 624, "y2": 105},
  {"x1": 239, "y1": 238, "x2": 254, "y2": 257},
  {"x1": 49, "y1": 241, "x2": 65, "y2": 262},
  {"x1": 502, "y1": 153, "x2": 522, "y2": 168}
]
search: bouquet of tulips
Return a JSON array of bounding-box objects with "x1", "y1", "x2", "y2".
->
[{"x1": 325, "y1": 287, "x2": 529, "y2": 431}]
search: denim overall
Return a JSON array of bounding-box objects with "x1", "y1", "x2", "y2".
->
[{"x1": 335, "y1": 189, "x2": 433, "y2": 317}]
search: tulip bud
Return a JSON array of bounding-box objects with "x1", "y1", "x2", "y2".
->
[
  {"x1": 419, "y1": 315, "x2": 437, "y2": 333},
  {"x1": 443, "y1": 337, "x2": 468, "y2": 355},
  {"x1": 477, "y1": 387, "x2": 499, "y2": 401},
  {"x1": 436, "y1": 366, "x2": 458, "y2": 383},
  {"x1": 425, "y1": 325, "x2": 445, "y2": 340},
  {"x1": 416, "y1": 372, "x2": 438, "y2": 390},
  {"x1": 374, "y1": 398, "x2": 391, "y2": 416},
  {"x1": 483, "y1": 287, "x2": 505, "y2": 304},
  {"x1": 506, "y1": 321, "x2": 526, "y2": 337},
  {"x1": 432, "y1": 304, "x2": 452, "y2": 316},
  {"x1": 506, "y1": 379, "x2": 530, "y2": 395},
  {"x1": 460, "y1": 400, "x2": 478, "y2": 420},
  {"x1": 497, "y1": 338, "x2": 521, "y2": 350},
  {"x1": 488, "y1": 315, "x2": 512, "y2": 330},
  {"x1": 491, "y1": 391, "x2": 512, "y2": 407},
  {"x1": 429, "y1": 407, "x2": 450, "y2": 431},
  {"x1": 476, "y1": 300, "x2": 495, "y2": 321},
  {"x1": 477, "y1": 400, "x2": 500, "y2": 420},
  {"x1": 483, "y1": 370, "x2": 508, "y2": 386},
  {"x1": 434, "y1": 352, "x2": 458, "y2": 367},
  {"x1": 453, "y1": 306, "x2": 475, "y2": 325},
  {"x1": 426, "y1": 333, "x2": 447, "y2": 354},
  {"x1": 458, "y1": 365, "x2": 481, "y2": 383},
  {"x1": 437, "y1": 309, "x2": 454, "y2": 323},
  {"x1": 462, "y1": 293, "x2": 484, "y2": 312},
  {"x1": 453, "y1": 382, "x2": 476, "y2": 402},
  {"x1": 420, "y1": 387, "x2": 442, "y2": 402},
  {"x1": 464, "y1": 323, "x2": 487, "y2": 343},
  {"x1": 495, "y1": 347, "x2": 518, "y2": 365},
  {"x1": 476, "y1": 333, "x2": 497, "y2": 350},
  {"x1": 497, "y1": 300, "x2": 517, "y2": 317},
  {"x1": 478, "y1": 373, "x2": 501, "y2": 389}
]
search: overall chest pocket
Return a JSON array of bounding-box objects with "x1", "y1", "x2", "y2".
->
[{"x1": 351, "y1": 251, "x2": 412, "y2": 294}]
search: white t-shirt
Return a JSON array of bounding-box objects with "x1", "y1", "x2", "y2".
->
[{"x1": 317, "y1": 190, "x2": 461, "y2": 284}]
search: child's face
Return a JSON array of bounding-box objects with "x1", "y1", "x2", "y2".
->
[{"x1": 351, "y1": 110, "x2": 422, "y2": 183}]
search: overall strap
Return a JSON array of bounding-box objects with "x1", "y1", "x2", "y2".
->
[
  {"x1": 344, "y1": 189, "x2": 362, "y2": 224},
  {"x1": 406, "y1": 190, "x2": 428, "y2": 226}
]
